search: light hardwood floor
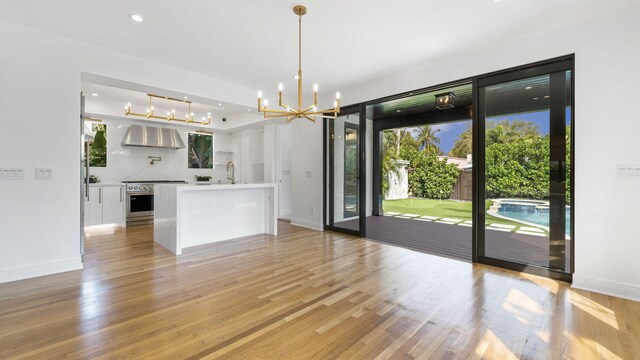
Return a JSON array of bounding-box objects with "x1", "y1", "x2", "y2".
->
[{"x1": 0, "y1": 222, "x2": 638, "y2": 359}]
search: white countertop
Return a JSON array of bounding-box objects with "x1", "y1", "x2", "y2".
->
[
  {"x1": 155, "y1": 183, "x2": 276, "y2": 191},
  {"x1": 89, "y1": 183, "x2": 124, "y2": 187}
]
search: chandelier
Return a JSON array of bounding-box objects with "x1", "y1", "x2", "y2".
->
[
  {"x1": 257, "y1": 5, "x2": 340, "y2": 123},
  {"x1": 125, "y1": 93, "x2": 212, "y2": 125}
]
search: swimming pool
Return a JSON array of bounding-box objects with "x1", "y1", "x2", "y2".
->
[{"x1": 496, "y1": 200, "x2": 571, "y2": 235}]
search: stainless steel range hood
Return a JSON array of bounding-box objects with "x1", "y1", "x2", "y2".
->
[{"x1": 121, "y1": 125, "x2": 185, "y2": 149}]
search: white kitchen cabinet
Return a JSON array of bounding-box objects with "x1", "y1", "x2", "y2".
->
[
  {"x1": 84, "y1": 185, "x2": 125, "y2": 227},
  {"x1": 85, "y1": 187, "x2": 103, "y2": 227},
  {"x1": 102, "y1": 186, "x2": 125, "y2": 225}
]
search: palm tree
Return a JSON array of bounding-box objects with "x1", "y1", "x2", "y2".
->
[
  {"x1": 384, "y1": 128, "x2": 412, "y2": 156},
  {"x1": 416, "y1": 125, "x2": 440, "y2": 155},
  {"x1": 486, "y1": 123, "x2": 507, "y2": 145}
]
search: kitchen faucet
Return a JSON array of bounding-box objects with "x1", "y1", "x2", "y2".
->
[{"x1": 226, "y1": 161, "x2": 235, "y2": 184}]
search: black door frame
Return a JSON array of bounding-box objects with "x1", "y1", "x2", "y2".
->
[
  {"x1": 323, "y1": 104, "x2": 366, "y2": 237},
  {"x1": 476, "y1": 57, "x2": 574, "y2": 282},
  {"x1": 322, "y1": 55, "x2": 575, "y2": 282}
]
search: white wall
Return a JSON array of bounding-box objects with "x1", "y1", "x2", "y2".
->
[
  {"x1": 290, "y1": 119, "x2": 323, "y2": 230},
  {"x1": 337, "y1": 5, "x2": 640, "y2": 301},
  {"x1": 277, "y1": 124, "x2": 292, "y2": 218},
  {"x1": 0, "y1": 20, "x2": 260, "y2": 283}
]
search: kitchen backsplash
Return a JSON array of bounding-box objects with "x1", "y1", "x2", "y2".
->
[{"x1": 88, "y1": 117, "x2": 240, "y2": 183}]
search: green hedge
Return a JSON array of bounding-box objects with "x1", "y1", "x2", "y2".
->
[
  {"x1": 409, "y1": 154, "x2": 460, "y2": 199},
  {"x1": 485, "y1": 137, "x2": 550, "y2": 199}
]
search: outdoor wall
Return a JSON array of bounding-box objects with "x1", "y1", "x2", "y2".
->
[
  {"x1": 385, "y1": 160, "x2": 409, "y2": 200},
  {"x1": 338, "y1": 4, "x2": 640, "y2": 301},
  {"x1": 0, "y1": 20, "x2": 259, "y2": 283}
]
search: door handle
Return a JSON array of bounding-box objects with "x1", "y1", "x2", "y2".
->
[
  {"x1": 99, "y1": 188, "x2": 102, "y2": 204},
  {"x1": 120, "y1": 187, "x2": 123, "y2": 202},
  {"x1": 85, "y1": 142, "x2": 90, "y2": 201},
  {"x1": 550, "y1": 160, "x2": 566, "y2": 182}
]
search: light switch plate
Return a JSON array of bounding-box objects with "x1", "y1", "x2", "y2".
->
[
  {"x1": 0, "y1": 168, "x2": 25, "y2": 180},
  {"x1": 617, "y1": 165, "x2": 640, "y2": 180},
  {"x1": 36, "y1": 168, "x2": 53, "y2": 180},
  {"x1": 305, "y1": 171, "x2": 312, "y2": 178}
]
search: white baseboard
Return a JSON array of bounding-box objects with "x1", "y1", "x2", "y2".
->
[
  {"x1": 290, "y1": 218, "x2": 324, "y2": 231},
  {"x1": 572, "y1": 275, "x2": 640, "y2": 302},
  {"x1": 0, "y1": 258, "x2": 84, "y2": 284}
]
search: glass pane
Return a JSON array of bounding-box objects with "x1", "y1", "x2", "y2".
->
[
  {"x1": 483, "y1": 74, "x2": 555, "y2": 268},
  {"x1": 326, "y1": 112, "x2": 360, "y2": 232},
  {"x1": 344, "y1": 125, "x2": 359, "y2": 218}
]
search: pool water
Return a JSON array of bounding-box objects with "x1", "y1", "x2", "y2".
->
[{"x1": 498, "y1": 202, "x2": 571, "y2": 236}]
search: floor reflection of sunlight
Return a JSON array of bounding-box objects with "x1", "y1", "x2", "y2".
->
[
  {"x1": 564, "y1": 331, "x2": 623, "y2": 360},
  {"x1": 569, "y1": 291, "x2": 619, "y2": 330},
  {"x1": 502, "y1": 288, "x2": 544, "y2": 326},
  {"x1": 474, "y1": 329, "x2": 519, "y2": 360},
  {"x1": 519, "y1": 272, "x2": 559, "y2": 294},
  {"x1": 85, "y1": 226, "x2": 118, "y2": 237},
  {"x1": 80, "y1": 280, "x2": 107, "y2": 321},
  {"x1": 535, "y1": 329, "x2": 550, "y2": 343}
]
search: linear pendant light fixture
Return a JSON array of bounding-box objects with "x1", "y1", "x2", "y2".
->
[
  {"x1": 257, "y1": 5, "x2": 341, "y2": 123},
  {"x1": 125, "y1": 94, "x2": 212, "y2": 125}
]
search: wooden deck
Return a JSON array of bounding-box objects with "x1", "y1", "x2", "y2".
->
[
  {"x1": 0, "y1": 222, "x2": 636, "y2": 359},
  {"x1": 337, "y1": 215, "x2": 571, "y2": 270}
]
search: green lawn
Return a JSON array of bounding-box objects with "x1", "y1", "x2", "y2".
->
[{"x1": 383, "y1": 198, "x2": 532, "y2": 229}]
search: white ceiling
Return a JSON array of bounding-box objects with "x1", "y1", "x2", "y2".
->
[
  {"x1": 82, "y1": 82, "x2": 250, "y2": 119},
  {"x1": 1, "y1": 0, "x2": 635, "y2": 95}
]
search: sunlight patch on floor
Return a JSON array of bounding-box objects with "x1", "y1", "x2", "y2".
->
[
  {"x1": 569, "y1": 291, "x2": 619, "y2": 330},
  {"x1": 502, "y1": 288, "x2": 545, "y2": 326}
]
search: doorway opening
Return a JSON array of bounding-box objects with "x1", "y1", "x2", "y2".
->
[{"x1": 366, "y1": 83, "x2": 475, "y2": 261}]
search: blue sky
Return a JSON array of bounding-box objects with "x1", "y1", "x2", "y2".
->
[{"x1": 404, "y1": 108, "x2": 571, "y2": 155}]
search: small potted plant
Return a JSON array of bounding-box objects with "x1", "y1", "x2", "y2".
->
[{"x1": 195, "y1": 175, "x2": 212, "y2": 184}]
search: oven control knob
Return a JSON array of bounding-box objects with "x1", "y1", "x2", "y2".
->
[
  {"x1": 134, "y1": 186, "x2": 139, "y2": 190},
  {"x1": 143, "y1": 186, "x2": 148, "y2": 190}
]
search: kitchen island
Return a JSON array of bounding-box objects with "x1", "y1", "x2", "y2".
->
[{"x1": 154, "y1": 183, "x2": 277, "y2": 255}]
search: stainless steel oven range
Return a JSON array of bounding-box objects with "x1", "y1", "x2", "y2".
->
[{"x1": 122, "y1": 180, "x2": 186, "y2": 226}]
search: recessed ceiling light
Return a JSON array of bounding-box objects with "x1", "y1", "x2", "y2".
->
[
  {"x1": 544, "y1": 95, "x2": 550, "y2": 98},
  {"x1": 533, "y1": 97, "x2": 539, "y2": 100},
  {"x1": 184, "y1": 96, "x2": 188, "y2": 99},
  {"x1": 218, "y1": 103, "x2": 222, "y2": 106},
  {"x1": 248, "y1": 109, "x2": 251, "y2": 111},
  {"x1": 525, "y1": 86, "x2": 532, "y2": 90},
  {"x1": 129, "y1": 13, "x2": 144, "y2": 22},
  {"x1": 91, "y1": 93, "x2": 99, "y2": 97}
]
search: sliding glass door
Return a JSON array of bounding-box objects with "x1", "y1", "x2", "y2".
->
[
  {"x1": 477, "y1": 61, "x2": 573, "y2": 279},
  {"x1": 325, "y1": 106, "x2": 363, "y2": 235}
]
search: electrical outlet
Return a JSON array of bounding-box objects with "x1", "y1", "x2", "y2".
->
[
  {"x1": 0, "y1": 168, "x2": 25, "y2": 180},
  {"x1": 305, "y1": 171, "x2": 312, "y2": 178},
  {"x1": 36, "y1": 168, "x2": 53, "y2": 180}
]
